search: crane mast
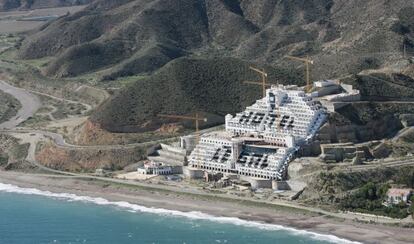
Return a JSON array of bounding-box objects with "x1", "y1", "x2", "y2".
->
[
  {"x1": 285, "y1": 55, "x2": 314, "y2": 92},
  {"x1": 243, "y1": 66, "x2": 269, "y2": 97}
]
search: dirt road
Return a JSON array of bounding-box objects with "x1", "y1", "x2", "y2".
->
[{"x1": 0, "y1": 80, "x2": 41, "y2": 129}]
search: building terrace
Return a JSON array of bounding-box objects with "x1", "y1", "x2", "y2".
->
[{"x1": 187, "y1": 85, "x2": 327, "y2": 181}]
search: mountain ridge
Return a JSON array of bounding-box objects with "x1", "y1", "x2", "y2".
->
[
  {"x1": 18, "y1": 0, "x2": 414, "y2": 81},
  {"x1": 13, "y1": 0, "x2": 414, "y2": 134}
]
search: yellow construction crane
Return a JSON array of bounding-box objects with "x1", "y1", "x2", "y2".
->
[
  {"x1": 158, "y1": 113, "x2": 207, "y2": 140},
  {"x1": 243, "y1": 66, "x2": 269, "y2": 97},
  {"x1": 285, "y1": 55, "x2": 314, "y2": 92}
]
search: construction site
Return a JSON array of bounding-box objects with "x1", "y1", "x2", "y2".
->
[
  {"x1": 136, "y1": 56, "x2": 368, "y2": 192},
  {"x1": 1, "y1": 2, "x2": 414, "y2": 242}
]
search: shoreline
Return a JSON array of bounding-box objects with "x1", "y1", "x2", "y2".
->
[
  {"x1": 0, "y1": 181, "x2": 355, "y2": 244},
  {"x1": 1, "y1": 171, "x2": 413, "y2": 243}
]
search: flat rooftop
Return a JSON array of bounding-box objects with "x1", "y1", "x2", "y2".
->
[{"x1": 202, "y1": 130, "x2": 232, "y2": 139}]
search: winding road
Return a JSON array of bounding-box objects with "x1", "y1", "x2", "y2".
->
[
  {"x1": 0, "y1": 80, "x2": 222, "y2": 150},
  {"x1": 0, "y1": 80, "x2": 41, "y2": 129},
  {"x1": 0, "y1": 80, "x2": 413, "y2": 226}
]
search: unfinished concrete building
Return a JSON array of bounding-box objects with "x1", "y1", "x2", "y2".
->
[{"x1": 187, "y1": 85, "x2": 327, "y2": 180}]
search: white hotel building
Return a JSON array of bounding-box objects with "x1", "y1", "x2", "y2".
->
[{"x1": 188, "y1": 85, "x2": 327, "y2": 180}]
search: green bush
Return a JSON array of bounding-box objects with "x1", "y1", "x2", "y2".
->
[{"x1": 340, "y1": 182, "x2": 410, "y2": 219}]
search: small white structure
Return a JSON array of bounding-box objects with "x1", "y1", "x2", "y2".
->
[
  {"x1": 386, "y1": 188, "x2": 413, "y2": 205},
  {"x1": 315, "y1": 82, "x2": 361, "y2": 112},
  {"x1": 324, "y1": 90, "x2": 361, "y2": 102},
  {"x1": 95, "y1": 168, "x2": 107, "y2": 176},
  {"x1": 314, "y1": 80, "x2": 338, "y2": 88},
  {"x1": 137, "y1": 161, "x2": 173, "y2": 175}
]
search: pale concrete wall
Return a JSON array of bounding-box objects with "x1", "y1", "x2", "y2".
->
[{"x1": 183, "y1": 166, "x2": 204, "y2": 179}]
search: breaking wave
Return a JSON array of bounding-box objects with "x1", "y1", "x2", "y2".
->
[{"x1": 0, "y1": 182, "x2": 360, "y2": 244}]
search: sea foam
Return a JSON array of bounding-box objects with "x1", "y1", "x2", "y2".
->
[{"x1": 0, "y1": 183, "x2": 360, "y2": 244}]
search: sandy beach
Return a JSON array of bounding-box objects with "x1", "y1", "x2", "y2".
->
[{"x1": 0, "y1": 171, "x2": 413, "y2": 244}]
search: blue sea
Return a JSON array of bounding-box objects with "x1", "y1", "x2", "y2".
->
[{"x1": 0, "y1": 183, "x2": 357, "y2": 244}]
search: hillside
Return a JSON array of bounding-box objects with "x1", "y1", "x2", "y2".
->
[
  {"x1": 90, "y1": 58, "x2": 414, "y2": 134},
  {"x1": 91, "y1": 57, "x2": 302, "y2": 132},
  {"x1": 12, "y1": 0, "x2": 414, "y2": 135},
  {"x1": 301, "y1": 165, "x2": 414, "y2": 218},
  {"x1": 35, "y1": 142, "x2": 146, "y2": 172},
  {"x1": 17, "y1": 0, "x2": 414, "y2": 81},
  {"x1": 350, "y1": 73, "x2": 414, "y2": 101},
  {"x1": 0, "y1": 0, "x2": 90, "y2": 11}
]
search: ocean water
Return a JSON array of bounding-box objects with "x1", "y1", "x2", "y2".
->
[{"x1": 0, "y1": 183, "x2": 358, "y2": 244}]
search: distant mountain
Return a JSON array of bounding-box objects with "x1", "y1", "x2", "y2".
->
[
  {"x1": 0, "y1": 0, "x2": 91, "y2": 11},
  {"x1": 16, "y1": 0, "x2": 414, "y2": 134},
  {"x1": 18, "y1": 0, "x2": 414, "y2": 81}
]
